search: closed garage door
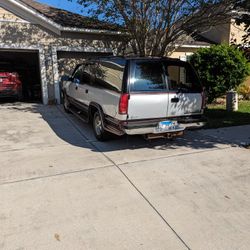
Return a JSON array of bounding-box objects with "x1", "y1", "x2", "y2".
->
[{"x1": 0, "y1": 50, "x2": 42, "y2": 103}]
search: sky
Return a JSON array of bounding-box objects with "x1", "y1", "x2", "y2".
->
[{"x1": 37, "y1": 0, "x2": 86, "y2": 15}]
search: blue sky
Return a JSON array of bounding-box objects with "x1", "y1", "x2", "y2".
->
[{"x1": 37, "y1": 0, "x2": 85, "y2": 15}]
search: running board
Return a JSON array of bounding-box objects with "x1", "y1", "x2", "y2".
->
[
  {"x1": 68, "y1": 106, "x2": 89, "y2": 123},
  {"x1": 68, "y1": 105, "x2": 124, "y2": 136}
]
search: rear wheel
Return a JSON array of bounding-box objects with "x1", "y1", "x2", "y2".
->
[{"x1": 93, "y1": 111, "x2": 110, "y2": 141}]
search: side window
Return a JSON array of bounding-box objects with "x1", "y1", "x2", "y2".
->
[
  {"x1": 166, "y1": 64, "x2": 202, "y2": 93},
  {"x1": 81, "y1": 65, "x2": 93, "y2": 84},
  {"x1": 90, "y1": 62, "x2": 123, "y2": 92},
  {"x1": 73, "y1": 66, "x2": 83, "y2": 83},
  {"x1": 73, "y1": 65, "x2": 92, "y2": 85}
]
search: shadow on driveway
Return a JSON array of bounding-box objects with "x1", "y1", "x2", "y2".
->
[{"x1": 2, "y1": 103, "x2": 228, "y2": 154}]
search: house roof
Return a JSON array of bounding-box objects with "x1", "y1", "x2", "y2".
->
[
  {"x1": 184, "y1": 33, "x2": 216, "y2": 46},
  {"x1": 19, "y1": 0, "x2": 120, "y2": 31},
  {"x1": 175, "y1": 32, "x2": 215, "y2": 48}
]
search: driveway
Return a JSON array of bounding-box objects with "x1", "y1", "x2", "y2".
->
[{"x1": 0, "y1": 103, "x2": 250, "y2": 250}]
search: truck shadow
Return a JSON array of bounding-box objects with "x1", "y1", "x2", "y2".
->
[{"x1": 2, "y1": 103, "x2": 229, "y2": 153}]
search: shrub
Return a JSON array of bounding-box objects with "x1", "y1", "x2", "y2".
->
[
  {"x1": 190, "y1": 45, "x2": 250, "y2": 103},
  {"x1": 237, "y1": 81, "x2": 250, "y2": 100}
]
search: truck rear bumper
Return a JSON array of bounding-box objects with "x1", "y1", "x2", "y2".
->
[
  {"x1": 124, "y1": 126, "x2": 185, "y2": 135},
  {"x1": 105, "y1": 115, "x2": 205, "y2": 136},
  {"x1": 121, "y1": 115, "x2": 204, "y2": 134}
]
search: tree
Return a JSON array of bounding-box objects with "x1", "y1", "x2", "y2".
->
[
  {"x1": 235, "y1": 0, "x2": 250, "y2": 46},
  {"x1": 71, "y1": 0, "x2": 238, "y2": 56},
  {"x1": 190, "y1": 45, "x2": 250, "y2": 103}
]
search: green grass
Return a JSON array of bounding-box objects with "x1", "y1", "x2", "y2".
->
[{"x1": 204, "y1": 100, "x2": 250, "y2": 129}]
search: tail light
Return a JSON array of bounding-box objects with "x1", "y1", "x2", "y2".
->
[
  {"x1": 8, "y1": 73, "x2": 17, "y2": 83},
  {"x1": 119, "y1": 94, "x2": 129, "y2": 115}
]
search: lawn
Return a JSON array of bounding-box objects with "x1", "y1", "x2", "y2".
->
[{"x1": 204, "y1": 100, "x2": 250, "y2": 129}]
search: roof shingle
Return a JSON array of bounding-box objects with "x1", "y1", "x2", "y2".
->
[{"x1": 19, "y1": 0, "x2": 120, "y2": 31}]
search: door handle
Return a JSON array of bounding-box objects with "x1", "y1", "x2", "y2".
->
[
  {"x1": 75, "y1": 84, "x2": 79, "y2": 90},
  {"x1": 85, "y1": 89, "x2": 88, "y2": 94},
  {"x1": 171, "y1": 97, "x2": 179, "y2": 103}
]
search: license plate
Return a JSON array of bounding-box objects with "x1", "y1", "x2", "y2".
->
[{"x1": 156, "y1": 120, "x2": 179, "y2": 132}]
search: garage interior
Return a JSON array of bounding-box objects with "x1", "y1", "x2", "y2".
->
[{"x1": 0, "y1": 50, "x2": 42, "y2": 103}]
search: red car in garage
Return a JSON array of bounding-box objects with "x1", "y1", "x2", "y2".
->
[{"x1": 0, "y1": 72, "x2": 22, "y2": 100}]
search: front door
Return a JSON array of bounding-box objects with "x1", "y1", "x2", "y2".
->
[{"x1": 70, "y1": 65, "x2": 90, "y2": 108}]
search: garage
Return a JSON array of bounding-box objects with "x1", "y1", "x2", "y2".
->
[
  {"x1": 0, "y1": 50, "x2": 42, "y2": 103},
  {"x1": 0, "y1": 0, "x2": 124, "y2": 104}
]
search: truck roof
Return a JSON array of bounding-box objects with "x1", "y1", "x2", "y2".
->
[{"x1": 89, "y1": 56, "x2": 183, "y2": 67}]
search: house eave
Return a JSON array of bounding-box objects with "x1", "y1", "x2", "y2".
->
[{"x1": 2, "y1": 0, "x2": 62, "y2": 35}]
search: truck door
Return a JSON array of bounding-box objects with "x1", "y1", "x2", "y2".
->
[
  {"x1": 165, "y1": 62, "x2": 203, "y2": 117},
  {"x1": 127, "y1": 60, "x2": 169, "y2": 120}
]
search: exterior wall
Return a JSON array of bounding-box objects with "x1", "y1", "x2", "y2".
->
[
  {"x1": 169, "y1": 48, "x2": 199, "y2": 60},
  {"x1": 57, "y1": 51, "x2": 111, "y2": 76},
  {"x1": 0, "y1": 7, "x2": 23, "y2": 21},
  {"x1": 230, "y1": 20, "x2": 247, "y2": 45},
  {"x1": 0, "y1": 7, "x2": 121, "y2": 104}
]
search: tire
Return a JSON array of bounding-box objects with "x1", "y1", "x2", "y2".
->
[
  {"x1": 63, "y1": 93, "x2": 71, "y2": 113},
  {"x1": 92, "y1": 111, "x2": 110, "y2": 141}
]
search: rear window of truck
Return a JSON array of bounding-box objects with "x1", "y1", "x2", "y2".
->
[
  {"x1": 165, "y1": 63, "x2": 202, "y2": 93},
  {"x1": 130, "y1": 61, "x2": 201, "y2": 93},
  {"x1": 131, "y1": 62, "x2": 166, "y2": 92}
]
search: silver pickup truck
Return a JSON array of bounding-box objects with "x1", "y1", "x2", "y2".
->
[{"x1": 62, "y1": 57, "x2": 205, "y2": 141}]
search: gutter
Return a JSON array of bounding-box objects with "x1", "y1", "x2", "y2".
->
[
  {"x1": 176, "y1": 44, "x2": 211, "y2": 48},
  {"x1": 61, "y1": 27, "x2": 126, "y2": 36}
]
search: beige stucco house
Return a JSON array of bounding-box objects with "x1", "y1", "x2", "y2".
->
[
  {"x1": 170, "y1": 19, "x2": 248, "y2": 60},
  {"x1": 170, "y1": 19, "x2": 250, "y2": 86},
  {"x1": 0, "y1": 0, "x2": 125, "y2": 104}
]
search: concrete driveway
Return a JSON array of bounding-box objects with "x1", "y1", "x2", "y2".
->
[{"x1": 0, "y1": 103, "x2": 250, "y2": 250}]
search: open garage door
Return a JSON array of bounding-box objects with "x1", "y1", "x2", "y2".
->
[{"x1": 0, "y1": 50, "x2": 42, "y2": 103}]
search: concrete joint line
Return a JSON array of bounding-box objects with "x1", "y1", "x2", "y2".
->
[
  {"x1": 0, "y1": 143, "x2": 70, "y2": 154},
  {"x1": 118, "y1": 146, "x2": 232, "y2": 168},
  {"x1": 0, "y1": 165, "x2": 114, "y2": 186},
  {"x1": 58, "y1": 106, "x2": 192, "y2": 250}
]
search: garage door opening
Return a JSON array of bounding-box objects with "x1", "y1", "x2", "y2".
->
[{"x1": 0, "y1": 50, "x2": 42, "y2": 103}]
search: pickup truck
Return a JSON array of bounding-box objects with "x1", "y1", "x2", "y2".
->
[{"x1": 62, "y1": 57, "x2": 205, "y2": 141}]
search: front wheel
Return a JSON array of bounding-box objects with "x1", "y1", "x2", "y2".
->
[
  {"x1": 93, "y1": 111, "x2": 110, "y2": 141},
  {"x1": 63, "y1": 93, "x2": 71, "y2": 113}
]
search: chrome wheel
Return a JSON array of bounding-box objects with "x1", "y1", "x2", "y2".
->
[
  {"x1": 94, "y1": 114, "x2": 103, "y2": 136},
  {"x1": 63, "y1": 94, "x2": 71, "y2": 113}
]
